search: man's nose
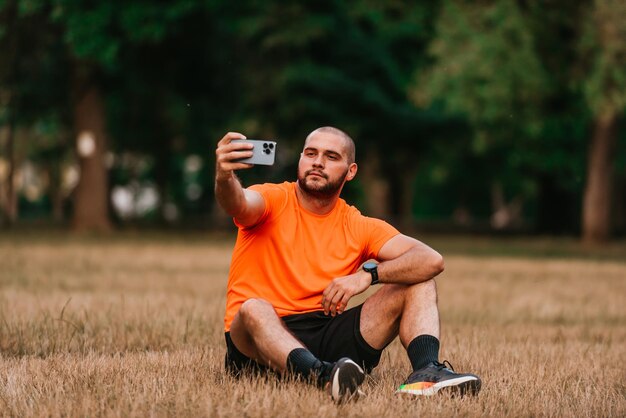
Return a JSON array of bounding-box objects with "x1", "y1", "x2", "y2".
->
[{"x1": 312, "y1": 155, "x2": 324, "y2": 167}]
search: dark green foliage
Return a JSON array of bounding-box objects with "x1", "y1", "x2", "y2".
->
[{"x1": 0, "y1": 0, "x2": 624, "y2": 235}]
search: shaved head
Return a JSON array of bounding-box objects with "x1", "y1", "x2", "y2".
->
[{"x1": 305, "y1": 126, "x2": 356, "y2": 164}]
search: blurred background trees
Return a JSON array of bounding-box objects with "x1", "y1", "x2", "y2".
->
[{"x1": 0, "y1": 0, "x2": 624, "y2": 243}]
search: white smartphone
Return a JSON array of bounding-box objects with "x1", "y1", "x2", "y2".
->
[{"x1": 231, "y1": 139, "x2": 277, "y2": 166}]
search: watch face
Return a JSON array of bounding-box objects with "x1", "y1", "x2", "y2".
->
[{"x1": 364, "y1": 262, "x2": 377, "y2": 271}]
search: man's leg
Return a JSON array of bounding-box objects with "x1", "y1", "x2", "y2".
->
[
  {"x1": 359, "y1": 279, "x2": 439, "y2": 351},
  {"x1": 228, "y1": 298, "x2": 365, "y2": 401},
  {"x1": 229, "y1": 298, "x2": 303, "y2": 371},
  {"x1": 359, "y1": 280, "x2": 481, "y2": 396}
]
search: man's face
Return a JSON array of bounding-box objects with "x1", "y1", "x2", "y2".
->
[{"x1": 297, "y1": 132, "x2": 355, "y2": 199}]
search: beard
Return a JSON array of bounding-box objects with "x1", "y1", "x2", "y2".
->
[{"x1": 297, "y1": 167, "x2": 349, "y2": 199}]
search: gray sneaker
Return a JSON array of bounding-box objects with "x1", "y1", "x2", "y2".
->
[
  {"x1": 396, "y1": 361, "x2": 481, "y2": 396},
  {"x1": 327, "y1": 358, "x2": 365, "y2": 403}
]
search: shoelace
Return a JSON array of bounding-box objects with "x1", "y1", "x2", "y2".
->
[
  {"x1": 406, "y1": 360, "x2": 457, "y2": 382},
  {"x1": 433, "y1": 360, "x2": 455, "y2": 372}
]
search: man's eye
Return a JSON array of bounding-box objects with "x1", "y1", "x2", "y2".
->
[{"x1": 328, "y1": 155, "x2": 338, "y2": 160}]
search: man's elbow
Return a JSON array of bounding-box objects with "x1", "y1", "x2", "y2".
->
[{"x1": 430, "y1": 252, "x2": 445, "y2": 277}]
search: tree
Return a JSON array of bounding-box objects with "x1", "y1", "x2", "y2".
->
[
  {"x1": 0, "y1": 0, "x2": 71, "y2": 226},
  {"x1": 417, "y1": 0, "x2": 625, "y2": 239},
  {"x1": 47, "y1": 0, "x2": 199, "y2": 231},
  {"x1": 71, "y1": 68, "x2": 110, "y2": 231},
  {"x1": 579, "y1": 0, "x2": 626, "y2": 243},
  {"x1": 0, "y1": 0, "x2": 19, "y2": 226},
  {"x1": 105, "y1": 2, "x2": 248, "y2": 226},
  {"x1": 1, "y1": 0, "x2": 251, "y2": 228},
  {"x1": 414, "y1": 0, "x2": 549, "y2": 229}
]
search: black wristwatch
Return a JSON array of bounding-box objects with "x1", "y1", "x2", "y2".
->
[{"x1": 363, "y1": 262, "x2": 379, "y2": 285}]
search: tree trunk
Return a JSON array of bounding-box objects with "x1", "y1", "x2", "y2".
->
[
  {"x1": 582, "y1": 111, "x2": 618, "y2": 244},
  {"x1": 72, "y1": 82, "x2": 111, "y2": 232}
]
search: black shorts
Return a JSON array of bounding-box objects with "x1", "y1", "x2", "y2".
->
[{"x1": 224, "y1": 304, "x2": 382, "y2": 374}]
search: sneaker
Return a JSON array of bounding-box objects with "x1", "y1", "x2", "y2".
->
[
  {"x1": 327, "y1": 358, "x2": 365, "y2": 403},
  {"x1": 396, "y1": 361, "x2": 481, "y2": 396}
]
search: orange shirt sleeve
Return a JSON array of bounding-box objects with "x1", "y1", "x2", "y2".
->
[
  {"x1": 347, "y1": 211, "x2": 400, "y2": 261},
  {"x1": 364, "y1": 217, "x2": 400, "y2": 259}
]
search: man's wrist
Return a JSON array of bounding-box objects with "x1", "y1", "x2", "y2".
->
[
  {"x1": 360, "y1": 271, "x2": 371, "y2": 288},
  {"x1": 215, "y1": 170, "x2": 234, "y2": 183},
  {"x1": 363, "y1": 262, "x2": 380, "y2": 285}
]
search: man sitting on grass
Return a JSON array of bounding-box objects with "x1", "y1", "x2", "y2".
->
[{"x1": 215, "y1": 127, "x2": 481, "y2": 402}]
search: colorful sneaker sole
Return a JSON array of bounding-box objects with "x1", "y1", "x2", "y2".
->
[{"x1": 396, "y1": 375, "x2": 481, "y2": 396}]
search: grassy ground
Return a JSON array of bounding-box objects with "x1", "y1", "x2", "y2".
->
[{"x1": 0, "y1": 232, "x2": 624, "y2": 417}]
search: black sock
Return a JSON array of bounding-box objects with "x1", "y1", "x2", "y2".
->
[
  {"x1": 407, "y1": 335, "x2": 440, "y2": 371},
  {"x1": 287, "y1": 348, "x2": 329, "y2": 385}
]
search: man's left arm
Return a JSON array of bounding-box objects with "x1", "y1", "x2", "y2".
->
[
  {"x1": 321, "y1": 234, "x2": 444, "y2": 316},
  {"x1": 375, "y1": 234, "x2": 444, "y2": 284}
]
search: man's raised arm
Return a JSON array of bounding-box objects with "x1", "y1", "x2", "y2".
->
[{"x1": 214, "y1": 132, "x2": 265, "y2": 227}]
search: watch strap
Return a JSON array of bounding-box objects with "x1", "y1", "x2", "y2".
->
[
  {"x1": 364, "y1": 263, "x2": 379, "y2": 285},
  {"x1": 370, "y1": 268, "x2": 379, "y2": 285}
]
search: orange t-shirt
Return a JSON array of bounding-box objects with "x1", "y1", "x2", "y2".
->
[{"x1": 223, "y1": 181, "x2": 400, "y2": 331}]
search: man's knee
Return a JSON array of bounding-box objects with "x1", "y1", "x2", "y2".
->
[
  {"x1": 405, "y1": 279, "x2": 438, "y2": 304},
  {"x1": 238, "y1": 298, "x2": 275, "y2": 326},
  {"x1": 383, "y1": 279, "x2": 438, "y2": 307}
]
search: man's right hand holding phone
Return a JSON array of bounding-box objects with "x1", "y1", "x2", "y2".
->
[
  {"x1": 214, "y1": 132, "x2": 266, "y2": 227},
  {"x1": 215, "y1": 132, "x2": 254, "y2": 182}
]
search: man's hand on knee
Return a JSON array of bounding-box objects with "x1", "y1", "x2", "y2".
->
[{"x1": 321, "y1": 271, "x2": 370, "y2": 316}]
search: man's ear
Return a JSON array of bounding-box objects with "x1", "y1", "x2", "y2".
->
[{"x1": 346, "y1": 163, "x2": 358, "y2": 181}]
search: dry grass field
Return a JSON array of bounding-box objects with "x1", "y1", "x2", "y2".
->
[{"x1": 1, "y1": 232, "x2": 625, "y2": 417}]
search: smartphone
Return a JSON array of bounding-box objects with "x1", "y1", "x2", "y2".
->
[{"x1": 231, "y1": 139, "x2": 277, "y2": 166}]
